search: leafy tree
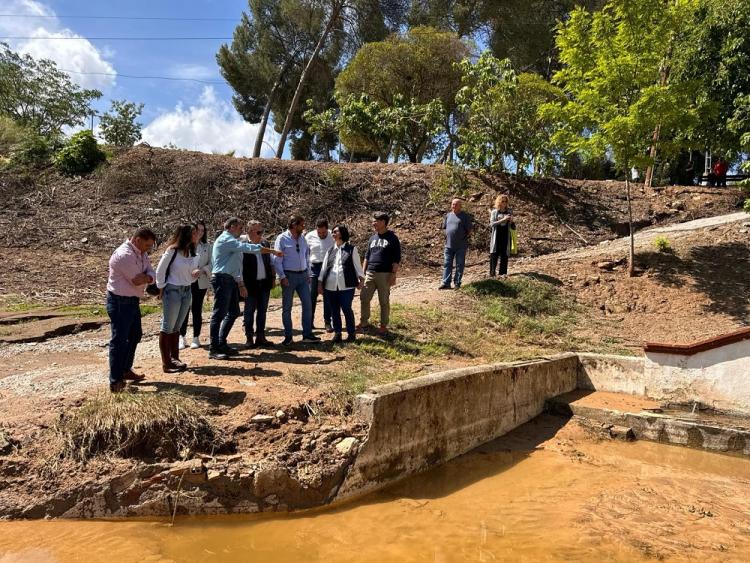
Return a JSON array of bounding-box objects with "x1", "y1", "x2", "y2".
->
[
  {"x1": 217, "y1": 0, "x2": 327, "y2": 158},
  {"x1": 455, "y1": 52, "x2": 564, "y2": 174},
  {"x1": 672, "y1": 0, "x2": 750, "y2": 157},
  {"x1": 54, "y1": 130, "x2": 106, "y2": 176},
  {"x1": 543, "y1": 0, "x2": 697, "y2": 276},
  {"x1": 331, "y1": 26, "x2": 467, "y2": 161},
  {"x1": 99, "y1": 100, "x2": 144, "y2": 147},
  {"x1": 0, "y1": 43, "x2": 101, "y2": 137}
]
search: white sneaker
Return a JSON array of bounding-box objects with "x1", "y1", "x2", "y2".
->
[
  {"x1": 178, "y1": 336, "x2": 186, "y2": 350},
  {"x1": 190, "y1": 337, "x2": 201, "y2": 349}
]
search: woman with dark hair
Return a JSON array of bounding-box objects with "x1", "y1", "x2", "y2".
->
[
  {"x1": 156, "y1": 224, "x2": 199, "y2": 372},
  {"x1": 179, "y1": 220, "x2": 212, "y2": 350},
  {"x1": 318, "y1": 225, "x2": 364, "y2": 343}
]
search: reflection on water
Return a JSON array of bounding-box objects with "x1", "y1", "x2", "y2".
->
[{"x1": 2, "y1": 417, "x2": 750, "y2": 563}]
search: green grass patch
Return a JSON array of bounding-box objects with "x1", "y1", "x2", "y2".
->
[
  {"x1": 56, "y1": 304, "x2": 107, "y2": 317},
  {"x1": 0, "y1": 295, "x2": 45, "y2": 313},
  {"x1": 270, "y1": 285, "x2": 282, "y2": 299},
  {"x1": 462, "y1": 276, "x2": 571, "y2": 334},
  {"x1": 139, "y1": 304, "x2": 160, "y2": 316},
  {"x1": 55, "y1": 390, "x2": 216, "y2": 461}
]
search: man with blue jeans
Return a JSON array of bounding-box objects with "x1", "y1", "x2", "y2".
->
[
  {"x1": 210, "y1": 217, "x2": 282, "y2": 360},
  {"x1": 106, "y1": 227, "x2": 157, "y2": 392},
  {"x1": 440, "y1": 198, "x2": 472, "y2": 289},
  {"x1": 274, "y1": 215, "x2": 320, "y2": 345}
]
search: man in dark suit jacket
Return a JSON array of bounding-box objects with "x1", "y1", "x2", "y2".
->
[{"x1": 242, "y1": 221, "x2": 275, "y2": 347}]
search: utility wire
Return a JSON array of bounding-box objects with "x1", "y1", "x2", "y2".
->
[
  {"x1": 59, "y1": 68, "x2": 228, "y2": 85},
  {"x1": 0, "y1": 14, "x2": 237, "y2": 21},
  {"x1": 0, "y1": 36, "x2": 232, "y2": 41}
]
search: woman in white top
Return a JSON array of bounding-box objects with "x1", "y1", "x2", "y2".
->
[
  {"x1": 318, "y1": 225, "x2": 364, "y2": 343},
  {"x1": 179, "y1": 220, "x2": 212, "y2": 349},
  {"x1": 156, "y1": 224, "x2": 200, "y2": 372}
]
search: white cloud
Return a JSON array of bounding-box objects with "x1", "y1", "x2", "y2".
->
[
  {"x1": 168, "y1": 63, "x2": 218, "y2": 81},
  {"x1": 0, "y1": 1, "x2": 116, "y2": 90},
  {"x1": 141, "y1": 86, "x2": 277, "y2": 157}
]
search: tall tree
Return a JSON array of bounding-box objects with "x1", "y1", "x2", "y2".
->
[
  {"x1": 0, "y1": 43, "x2": 101, "y2": 137},
  {"x1": 332, "y1": 26, "x2": 468, "y2": 161},
  {"x1": 672, "y1": 0, "x2": 750, "y2": 159},
  {"x1": 217, "y1": 0, "x2": 324, "y2": 157},
  {"x1": 99, "y1": 100, "x2": 144, "y2": 147},
  {"x1": 543, "y1": 0, "x2": 696, "y2": 276},
  {"x1": 455, "y1": 52, "x2": 564, "y2": 173}
]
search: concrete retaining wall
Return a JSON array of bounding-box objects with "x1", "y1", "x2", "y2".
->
[
  {"x1": 336, "y1": 353, "x2": 579, "y2": 502},
  {"x1": 579, "y1": 351, "x2": 750, "y2": 415},
  {"x1": 645, "y1": 340, "x2": 750, "y2": 414},
  {"x1": 577, "y1": 353, "x2": 645, "y2": 394}
]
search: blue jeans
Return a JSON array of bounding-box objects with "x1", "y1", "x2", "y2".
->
[
  {"x1": 309, "y1": 262, "x2": 331, "y2": 327},
  {"x1": 106, "y1": 292, "x2": 142, "y2": 385},
  {"x1": 281, "y1": 271, "x2": 313, "y2": 339},
  {"x1": 325, "y1": 288, "x2": 355, "y2": 336},
  {"x1": 243, "y1": 289, "x2": 270, "y2": 340},
  {"x1": 160, "y1": 284, "x2": 192, "y2": 333},
  {"x1": 210, "y1": 273, "x2": 240, "y2": 349},
  {"x1": 442, "y1": 246, "x2": 467, "y2": 287}
]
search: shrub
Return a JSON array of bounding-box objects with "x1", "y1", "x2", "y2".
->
[
  {"x1": 653, "y1": 235, "x2": 671, "y2": 252},
  {"x1": 0, "y1": 115, "x2": 26, "y2": 156},
  {"x1": 744, "y1": 198, "x2": 750, "y2": 214},
  {"x1": 55, "y1": 390, "x2": 216, "y2": 461},
  {"x1": 430, "y1": 162, "x2": 472, "y2": 205},
  {"x1": 9, "y1": 132, "x2": 53, "y2": 167},
  {"x1": 54, "y1": 130, "x2": 106, "y2": 175}
]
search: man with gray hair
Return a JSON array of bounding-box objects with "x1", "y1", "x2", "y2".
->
[
  {"x1": 440, "y1": 198, "x2": 472, "y2": 289},
  {"x1": 210, "y1": 217, "x2": 282, "y2": 359}
]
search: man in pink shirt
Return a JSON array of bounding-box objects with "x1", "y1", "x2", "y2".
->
[{"x1": 106, "y1": 227, "x2": 157, "y2": 392}]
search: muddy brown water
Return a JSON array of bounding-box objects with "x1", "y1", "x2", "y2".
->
[{"x1": 2, "y1": 417, "x2": 750, "y2": 562}]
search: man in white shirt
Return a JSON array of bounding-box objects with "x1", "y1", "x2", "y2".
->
[
  {"x1": 305, "y1": 217, "x2": 335, "y2": 331},
  {"x1": 241, "y1": 221, "x2": 276, "y2": 347}
]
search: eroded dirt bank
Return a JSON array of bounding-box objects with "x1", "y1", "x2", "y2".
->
[{"x1": 1, "y1": 415, "x2": 749, "y2": 562}]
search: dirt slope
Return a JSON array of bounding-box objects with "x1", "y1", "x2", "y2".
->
[{"x1": 0, "y1": 146, "x2": 742, "y2": 305}]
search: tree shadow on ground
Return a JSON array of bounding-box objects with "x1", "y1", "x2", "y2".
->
[
  {"x1": 134, "y1": 380, "x2": 247, "y2": 408},
  {"x1": 187, "y1": 364, "x2": 283, "y2": 378},
  {"x1": 238, "y1": 350, "x2": 344, "y2": 365},
  {"x1": 637, "y1": 250, "x2": 686, "y2": 287},
  {"x1": 515, "y1": 271, "x2": 564, "y2": 286},
  {"x1": 638, "y1": 241, "x2": 750, "y2": 322}
]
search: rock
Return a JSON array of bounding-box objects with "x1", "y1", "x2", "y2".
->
[
  {"x1": 740, "y1": 229, "x2": 748, "y2": 234},
  {"x1": 469, "y1": 192, "x2": 483, "y2": 202},
  {"x1": 670, "y1": 200, "x2": 685, "y2": 210},
  {"x1": 335, "y1": 437, "x2": 359, "y2": 455},
  {"x1": 207, "y1": 469, "x2": 223, "y2": 481},
  {"x1": 0, "y1": 431, "x2": 15, "y2": 455},
  {"x1": 742, "y1": 222, "x2": 750, "y2": 228},
  {"x1": 596, "y1": 261, "x2": 616, "y2": 270},
  {"x1": 169, "y1": 458, "x2": 204, "y2": 476},
  {"x1": 587, "y1": 275, "x2": 601, "y2": 285},
  {"x1": 608, "y1": 425, "x2": 635, "y2": 441},
  {"x1": 80, "y1": 237, "x2": 88, "y2": 244},
  {"x1": 251, "y1": 414, "x2": 274, "y2": 425},
  {"x1": 275, "y1": 409, "x2": 287, "y2": 422}
]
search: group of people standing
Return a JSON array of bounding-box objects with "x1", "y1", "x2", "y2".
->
[
  {"x1": 105, "y1": 195, "x2": 515, "y2": 393},
  {"x1": 105, "y1": 213, "x2": 401, "y2": 392}
]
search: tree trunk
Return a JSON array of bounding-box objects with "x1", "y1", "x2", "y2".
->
[
  {"x1": 643, "y1": 124, "x2": 660, "y2": 188},
  {"x1": 626, "y1": 172, "x2": 635, "y2": 277},
  {"x1": 275, "y1": 2, "x2": 342, "y2": 159},
  {"x1": 253, "y1": 65, "x2": 288, "y2": 158}
]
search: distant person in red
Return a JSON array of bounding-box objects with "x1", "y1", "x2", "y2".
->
[{"x1": 709, "y1": 157, "x2": 729, "y2": 187}]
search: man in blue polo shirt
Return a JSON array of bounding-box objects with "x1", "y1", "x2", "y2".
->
[
  {"x1": 210, "y1": 217, "x2": 282, "y2": 360},
  {"x1": 274, "y1": 214, "x2": 320, "y2": 345}
]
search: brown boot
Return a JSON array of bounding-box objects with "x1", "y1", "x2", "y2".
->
[
  {"x1": 168, "y1": 332, "x2": 187, "y2": 371},
  {"x1": 160, "y1": 332, "x2": 178, "y2": 373}
]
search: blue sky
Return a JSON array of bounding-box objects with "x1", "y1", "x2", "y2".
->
[{"x1": 1, "y1": 0, "x2": 282, "y2": 156}]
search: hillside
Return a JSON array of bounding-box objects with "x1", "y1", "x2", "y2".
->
[{"x1": 0, "y1": 146, "x2": 742, "y2": 305}]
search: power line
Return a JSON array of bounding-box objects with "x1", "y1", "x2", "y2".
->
[
  {"x1": 59, "y1": 68, "x2": 228, "y2": 85},
  {"x1": 0, "y1": 14, "x2": 237, "y2": 21},
  {"x1": 0, "y1": 36, "x2": 232, "y2": 41}
]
